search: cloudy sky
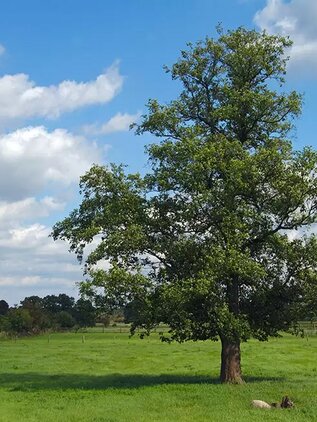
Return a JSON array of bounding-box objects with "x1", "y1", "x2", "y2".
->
[{"x1": 1, "y1": 0, "x2": 316, "y2": 305}]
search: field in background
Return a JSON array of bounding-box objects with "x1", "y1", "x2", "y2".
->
[
  {"x1": 0, "y1": 331, "x2": 316, "y2": 421},
  {"x1": 91, "y1": 322, "x2": 317, "y2": 336},
  {"x1": 298, "y1": 321, "x2": 317, "y2": 336}
]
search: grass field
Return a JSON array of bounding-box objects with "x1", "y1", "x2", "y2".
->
[{"x1": 0, "y1": 331, "x2": 316, "y2": 421}]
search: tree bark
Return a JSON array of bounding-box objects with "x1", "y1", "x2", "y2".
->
[
  {"x1": 219, "y1": 278, "x2": 243, "y2": 383},
  {"x1": 220, "y1": 336, "x2": 243, "y2": 384}
]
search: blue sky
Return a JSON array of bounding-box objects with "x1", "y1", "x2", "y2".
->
[{"x1": 1, "y1": 0, "x2": 317, "y2": 304}]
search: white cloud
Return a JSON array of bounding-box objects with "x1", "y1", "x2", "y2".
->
[
  {"x1": 0, "y1": 62, "x2": 123, "y2": 121},
  {"x1": 254, "y1": 0, "x2": 317, "y2": 74},
  {"x1": 0, "y1": 276, "x2": 77, "y2": 287},
  {"x1": 0, "y1": 197, "x2": 64, "y2": 224},
  {"x1": 0, "y1": 44, "x2": 5, "y2": 56},
  {"x1": 0, "y1": 219, "x2": 110, "y2": 303},
  {"x1": 83, "y1": 111, "x2": 141, "y2": 135},
  {"x1": 0, "y1": 221, "x2": 83, "y2": 301},
  {"x1": 0, "y1": 223, "x2": 51, "y2": 249},
  {"x1": 0, "y1": 126, "x2": 102, "y2": 200},
  {"x1": 0, "y1": 58, "x2": 129, "y2": 304},
  {"x1": 0, "y1": 58, "x2": 125, "y2": 303},
  {"x1": 0, "y1": 124, "x2": 107, "y2": 303}
]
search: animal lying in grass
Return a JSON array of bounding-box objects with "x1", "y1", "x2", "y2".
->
[{"x1": 252, "y1": 396, "x2": 294, "y2": 409}]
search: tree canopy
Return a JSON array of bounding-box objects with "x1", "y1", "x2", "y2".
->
[{"x1": 52, "y1": 27, "x2": 317, "y2": 383}]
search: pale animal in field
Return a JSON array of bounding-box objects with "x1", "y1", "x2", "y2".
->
[
  {"x1": 252, "y1": 400, "x2": 272, "y2": 409},
  {"x1": 252, "y1": 396, "x2": 294, "y2": 409}
]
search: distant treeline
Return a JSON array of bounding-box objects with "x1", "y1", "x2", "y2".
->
[{"x1": 0, "y1": 295, "x2": 125, "y2": 337}]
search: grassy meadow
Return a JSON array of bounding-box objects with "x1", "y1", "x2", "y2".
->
[{"x1": 0, "y1": 330, "x2": 316, "y2": 421}]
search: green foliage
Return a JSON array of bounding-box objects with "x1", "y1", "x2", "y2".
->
[
  {"x1": 42, "y1": 294, "x2": 75, "y2": 315},
  {"x1": 74, "y1": 298, "x2": 96, "y2": 327},
  {"x1": 0, "y1": 299, "x2": 9, "y2": 316},
  {"x1": 0, "y1": 294, "x2": 99, "y2": 336},
  {"x1": 20, "y1": 296, "x2": 51, "y2": 332},
  {"x1": 0, "y1": 308, "x2": 33, "y2": 336},
  {"x1": 55, "y1": 311, "x2": 76, "y2": 329},
  {"x1": 52, "y1": 28, "x2": 317, "y2": 351}
]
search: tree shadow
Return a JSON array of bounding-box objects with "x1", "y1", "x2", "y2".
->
[{"x1": 0, "y1": 373, "x2": 285, "y2": 392}]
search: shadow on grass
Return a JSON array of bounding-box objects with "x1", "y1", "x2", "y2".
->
[{"x1": 0, "y1": 373, "x2": 285, "y2": 392}]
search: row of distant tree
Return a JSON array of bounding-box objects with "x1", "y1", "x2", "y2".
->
[{"x1": 0, "y1": 294, "x2": 100, "y2": 336}]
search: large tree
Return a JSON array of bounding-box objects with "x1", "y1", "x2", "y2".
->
[{"x1": 52, "y1": 27, "x2": 317, "y2": 383}]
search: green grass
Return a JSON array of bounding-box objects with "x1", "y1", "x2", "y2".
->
[{"x1": 0, "y1": 332, "x2": 316, "y2": 421}]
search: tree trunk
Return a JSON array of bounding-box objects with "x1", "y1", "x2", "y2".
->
[{"x1": 220, "y1": 336, "x2": 243, "y2": 384}]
